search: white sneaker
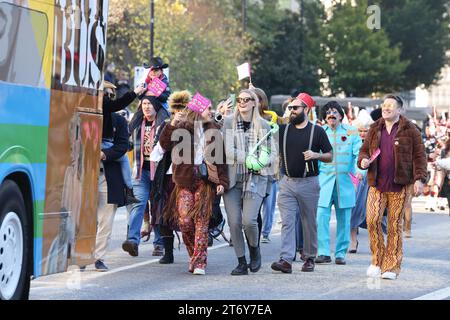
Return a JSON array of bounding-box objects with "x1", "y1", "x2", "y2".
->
[
  {"x1": 193, "y1": 268, "x2": 205, "y2": 275},
  {"x1": 261, "y1": 236, "x2": 271, "y2": 243},
  {"x1": 381, "y1": 271, "x2": 397, "y2": 280},
  {"x1": 366, "y1": 265, "x2": 381, "y2": 278}
]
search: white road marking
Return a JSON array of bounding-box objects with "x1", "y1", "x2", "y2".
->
[{"x1": 412, "y1": 286, "x2": 450, "y2": 300}]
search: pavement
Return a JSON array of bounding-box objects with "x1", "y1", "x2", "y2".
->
[{"x1": 29, "y1": 196, "x2": 450, "y2": 300}]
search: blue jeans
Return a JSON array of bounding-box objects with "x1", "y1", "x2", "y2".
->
[
  {"x1": 102, "y1": 140, "x2": 133, "y2": 189},
  {"x1": 262, "y1": 180, "x2": 278, "y2": 237},
  {"x1": 126, "y1": 170, "x2": 162, "y2": 246}
]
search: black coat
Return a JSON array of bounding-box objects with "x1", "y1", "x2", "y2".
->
[
  {"x1": 103, "y1": 91, "x2": 137, "y2": 140},
  {"x1": 102, "y1": 113, "x2": 129, "y2": 207}
]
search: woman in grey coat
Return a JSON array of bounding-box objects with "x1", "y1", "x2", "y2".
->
[{"x1": 223, "y1": 89, "x2": 276, "y2": 275}]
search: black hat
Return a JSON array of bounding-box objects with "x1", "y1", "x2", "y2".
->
[
  {"x1": 141, "y1": 95, "x2": 163, "y2": 113},
  {"x1": 322, "y1": 101, "x2": 344, "y2": 120},
  {"x1": 144, "y1": 57, "x2": 168, "y2": 70}
]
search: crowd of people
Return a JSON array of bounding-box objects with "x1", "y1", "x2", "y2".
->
[{"x1": 86, "y1": 56, "x2": 445, "y2": 281}]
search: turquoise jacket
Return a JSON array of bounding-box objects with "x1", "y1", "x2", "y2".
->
[{"x1": 318, "y1": 124, "x2": 364, "y2": 209}]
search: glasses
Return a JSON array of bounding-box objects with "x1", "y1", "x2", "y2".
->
[
  {"x1": 326, "y1": 110, "x2": 339, "y2": 115},
  {"x1": 287, "y1": 105, "x2": 305, "y2": 111},
  {"x1": 381, "y1": 102, "x2": 397, "y2": 109},
  {"x1": 236, "y1": 97, "x2": 255, "y2": 104}
]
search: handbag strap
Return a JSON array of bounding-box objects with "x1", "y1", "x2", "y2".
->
[{"x1": 283, "y1": 122, "x2": 315, "y2": 178}]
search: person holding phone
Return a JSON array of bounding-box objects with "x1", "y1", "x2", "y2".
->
[
  {"x1": 222, "y1": 89, "x2": 275, "y2": 276},
  {"x1": 159, "y1": 100, "x2": 228, "y2": 275}
]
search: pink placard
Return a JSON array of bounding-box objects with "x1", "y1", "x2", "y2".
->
[
  {"x1": 349, "y1": 173, "x2": 360, "y2": 188},
  {"x1": 187, "y1": 92, "x2": 211, "y2": 114},
  {"x1": 146, "y1": 77, "x2": 167, "y2": 97},
  {"x1": 369, "y1": 148, "x2": 381, "y2": 163}
]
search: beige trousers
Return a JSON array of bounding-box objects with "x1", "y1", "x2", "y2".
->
[{"x1": 94, "y1": 171, "x2": 118, "y2": 261}]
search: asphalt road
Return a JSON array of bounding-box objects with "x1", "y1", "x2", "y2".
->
[{"x1": 30, "y1": 197, "x2": 450, "y2": 301}]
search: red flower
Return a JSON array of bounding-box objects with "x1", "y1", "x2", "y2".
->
[{"x1": 341, "y1": 136, "x2": 347, "y2": 142}]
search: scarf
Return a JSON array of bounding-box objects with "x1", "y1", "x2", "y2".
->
[{"x1": 234, "y1": 114, "x2": 260, "y2": 199}]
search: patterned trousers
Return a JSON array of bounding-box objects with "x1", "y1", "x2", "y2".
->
[
  {"x1": 177, "y1": 182, "x2": 210, "y2": 271},
  {"x1": 366, "y1": 186, "x2": 407, "y2": 275}
]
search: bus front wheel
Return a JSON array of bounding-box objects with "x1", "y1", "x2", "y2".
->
[{"x1": 0, "y1": 180, "x2": 31, "y2": 300}]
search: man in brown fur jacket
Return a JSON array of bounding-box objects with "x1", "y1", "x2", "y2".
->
[{"x1": 358, "y1": 95, "x2": 427, "y2": 280}]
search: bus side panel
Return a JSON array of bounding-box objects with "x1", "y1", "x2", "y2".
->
[
  {"x1": 41, "y1": 91, "x2": 101, "y2": 275},
  {"x1": 40, "y1": 0, "x2": 109, "y2": 276}
]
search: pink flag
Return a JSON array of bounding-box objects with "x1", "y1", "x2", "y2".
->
[
  {"x1": 147, "y1": 77, "x2": 167, "y2": 97},
  {"x1": 187, "y1": 92, "x2": 211, "y2": 114},
  {"x1": 349, "y1": 172, "x2": 359, "y2": 188},
  {"x1": 369, "y1": 148, "x2": 381, "y2": 164}
]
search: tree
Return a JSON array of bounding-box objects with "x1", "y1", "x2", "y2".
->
[
  {"x1": 106, "y1": 0, "x2": 248, "y2": 104},
  {"x1": 320, "y1": 0, "x2": 408, "y2": 96},
  {"x1": 244, "y1": 0, "x2": 325, "y2": 97},
  {"x1": 378, "y1": 0, "x2": 450, "y2": 89}
]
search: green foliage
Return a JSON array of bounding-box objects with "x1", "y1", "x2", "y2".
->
[
  {"x1": 106, "y1": 0, "x2": 449, "y2": 101},
  {"x1": 107, "y1": 0, "x2": 247, "y2": 104},
  {"x1": 320, "y1": 0, "x2": 408, "y2": 96},
  {"x1": 245, "y1": 0, "x2": 325, "y2": 97},
  {"x1": 377, "y1": 0, "x2": 450, "y2": 89}
]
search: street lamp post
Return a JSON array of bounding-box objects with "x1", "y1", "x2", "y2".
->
[
  {"x1": 150, "y1": 0, "x2": 155, "y2": 58},
  {"x1": 242, "y1": 0, "x2": 247, "y2": 32},
  {"x1": 299, "y1": 0, "x2": 304, "y2": 71}
]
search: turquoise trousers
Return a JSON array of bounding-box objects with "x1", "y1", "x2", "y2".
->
[{"x1": 317, "y1": 185, "x2": 352, "y2": 259}]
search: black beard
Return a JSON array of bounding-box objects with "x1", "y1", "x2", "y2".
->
[{"x1": 290, "y1": 112, "x2": 306, "y2": 125}]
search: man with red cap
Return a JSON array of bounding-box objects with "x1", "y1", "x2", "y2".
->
[{"x1": 271, "y1": 93, "x2": 333, "y2": 273}]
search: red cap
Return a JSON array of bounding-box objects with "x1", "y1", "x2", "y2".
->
[{"x1": 296, "y1": 93, "x2": 315, "y2": 109}]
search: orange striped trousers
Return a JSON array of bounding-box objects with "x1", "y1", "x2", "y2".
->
[{"x1": 366, "y1": 186, "x2": 407, "y2": 275}]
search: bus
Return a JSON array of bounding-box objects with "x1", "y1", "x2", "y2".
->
[{"x1": 0, "y1": 0, "x2": 109, "y2": 299}]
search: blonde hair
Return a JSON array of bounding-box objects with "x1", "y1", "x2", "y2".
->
[{"x1": 233, "y1": 89, "x2": 267, "y2": 145}]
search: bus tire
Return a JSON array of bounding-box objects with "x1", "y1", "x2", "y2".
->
[{"x1": 0, "y1": 180, "x2": 31, "y2": 300}]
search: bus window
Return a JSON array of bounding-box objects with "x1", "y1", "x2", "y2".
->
[{"x1": 0, "y1": 3, "x2": 48, "y2": 87}]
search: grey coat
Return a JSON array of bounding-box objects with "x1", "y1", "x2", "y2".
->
[{"x1": 222, "y1": 115, "x2": 276, "y2": 197}]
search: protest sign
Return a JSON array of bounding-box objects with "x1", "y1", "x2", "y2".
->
[
  {"x1": 187, "y1": 92, "x2": 211, "y2": 114},
  {"x1": 147, "y1": 77, "x2": 167, "y2": 97},
  {"x1": 369, "y1": 148, "x2": 381, "y2": 164}
]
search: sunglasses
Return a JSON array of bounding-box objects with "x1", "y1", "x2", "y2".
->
[
  {"x1": 236, "y1": 97, "x2": 255, "y2": 104},
  {"x1": 288, "y1": 106, "x2": 304, "y2": 111},
  {"x1": 381, "y1": 102, "x2": 398, "y2": 109}
]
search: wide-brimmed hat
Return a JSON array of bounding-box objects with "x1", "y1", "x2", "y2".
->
[{"x1": 144, "y1": 57, "x2": 169, "y2": 70}]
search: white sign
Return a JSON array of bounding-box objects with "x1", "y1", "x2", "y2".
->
[{"x1": 237, "y1": 62, "x2": 251, "y2": 81}]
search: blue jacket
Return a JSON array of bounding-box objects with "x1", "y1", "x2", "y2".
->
[{"x1": 318, "y1": 123, "x2": 364, "y2": 209}]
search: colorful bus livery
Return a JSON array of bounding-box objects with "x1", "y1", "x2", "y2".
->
[{"x1": 0, "y1": 0, "x2": 109, "y2": 300}]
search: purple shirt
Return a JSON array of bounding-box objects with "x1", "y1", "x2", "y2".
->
[{"x1": 376, "y1": 122, "x2": 403, "y2": 192}]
